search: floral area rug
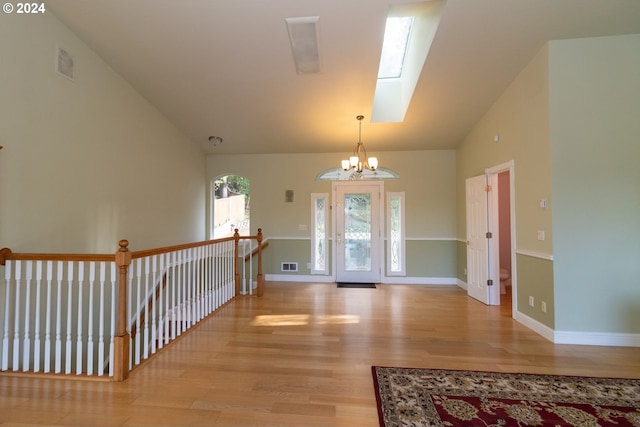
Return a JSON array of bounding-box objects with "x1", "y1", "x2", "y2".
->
[{"x1": 372, "y1": 366, "x2": 640, "y2": 426}]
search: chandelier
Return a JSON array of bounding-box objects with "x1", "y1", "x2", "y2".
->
[{"x1": 341, "y1": 115, "x2": 378, "y2": 179}]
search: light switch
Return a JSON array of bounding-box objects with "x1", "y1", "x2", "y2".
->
[{"x1": 537, "y1": 230, "x2": 545, "y2": 241}]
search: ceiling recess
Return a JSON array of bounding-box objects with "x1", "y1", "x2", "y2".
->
[{"x1": 285, "y1": 16, "x2": 321, "y2": 74}]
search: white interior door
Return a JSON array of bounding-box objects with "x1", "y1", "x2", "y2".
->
[
  {"x1": 334, "y1": 182, "x2": 382, "y2": 283},
  {"x1": 466, "y1": 175, "x2": 493, "y2": 304}
]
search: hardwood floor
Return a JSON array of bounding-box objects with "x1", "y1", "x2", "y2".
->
[{"x1": 1, "y1": 282, "x2": 639, "y2": 426}]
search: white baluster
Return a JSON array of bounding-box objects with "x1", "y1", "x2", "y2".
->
[
  {"x1": 177, "y1": 250, "x2": 183, "y2": 336},
  {"x1": 144, "y1": 257, "x2": 150, "y2": 360},
  {"x1": 166, "y1": 252, "x2": 172, "y2": 344},
  {"x1": 229, "y1": 241, "x2": 234, "y2": 300},
  {"x1": 54, "y1": 261, "x2": 63, "y2": 373},
  {"x1": 157, "y1": 254, "x2": 165, "y2": 349},
  {"x1": 192, "y1": 248, "x2": 196, "y2": 323},
  {"x1": 187, "y1": 248, "x2": 193, "y2": 326},
  {"x1": 167, "y1": 251, "x2": 175, "y2": 342},
  {"x1": 109, "y1": 262, "x2": 116, "y2": 377},
  {"x1": 214, "y1": 243, "x2": 220, "y2": 309},
  {"x1": 98, "y1": 261, "x2": 106, "y2": 376},
  {"x1": 127, "y1": 261, "x2": 134, "y2": 371},
  {"x1": 33, "y1": 261, "x2": 43, "y2": 372},
  {"x1": 22, "y1": 261, "x2": 32, "y2": 372},
  {"x1": 182, "y1": 250, "x2": 188, "y2": 331},
  {"x1": 2, "y1": 261, "x2": 12, "y2": 371},
  {"x1": 205, "y1": 244, "x2": 211, "y2": 315},
  {"x1": 44, "y1": 261, "x2": 52, "y2": 373},
  {"x1": 151, "y1": 255, "x2": 157, "y2": 355},
  {"x1": 86, "y1": 262, "x2": 95, "y2": 375},
  {"x1": 197, "y1": 246, "x2": 204, "y2": 320},
  {"x1": 134, "y1": 259, "x2": 142, "y2": 366},
  {"x1": 76, "y1": 262, "x2": 84, "y2": 375},
  {"x1": 65, "y1": 261, "x2": 74, "y2": 374},
  {"x1": 13, "y1": 260, "x2": 21, "y2": 371}
]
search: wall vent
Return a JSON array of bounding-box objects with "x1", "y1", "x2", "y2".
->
[
  {"x1": 281, "y1": 262, "x2": 298, "y2": 272},
  {"x1": 56, "y1": 46, "x2": 75, "y2": 80}
]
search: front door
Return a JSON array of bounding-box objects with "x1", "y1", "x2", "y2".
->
[{"x1": 334, "y1": 182, "x2": 382, "y2": 283}]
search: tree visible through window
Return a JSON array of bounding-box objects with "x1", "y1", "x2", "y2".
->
[{"x1": 212, "y1": 175, "x2": 250, "y2": 238}]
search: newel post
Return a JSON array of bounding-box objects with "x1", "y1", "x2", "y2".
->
[
  {"x1": 114, "y1": 239, "x2": 131, "y2": 381},
  {"x1": 233, "y1": 229, "x2": 240, "y2": 296},
  {"x1": 257, "y1": 228, "x2": 264, "y2": 297}
]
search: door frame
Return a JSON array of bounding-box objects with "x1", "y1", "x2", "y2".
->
[
  {"x1": 331, "y1": 181, "x2": 384, "y2": 283},
  {"x1": 486, "y1": 160, "x2": 517, "y2": 315}
]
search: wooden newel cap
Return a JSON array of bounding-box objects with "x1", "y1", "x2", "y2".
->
[
  {"x1": 257, "y1": 228, "x2": 263, "y2": 243},
  {"x1": 116, "y1": 240, "x2": 131, "y2": 266},
  {"x1": 0, "y1": 247, "x2": 12, "y2": 266},
  {"x1": 118, "y1": 240, "x2": 129, "y2": 252}
]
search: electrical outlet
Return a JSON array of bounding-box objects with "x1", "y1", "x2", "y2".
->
[
  {"x1": 529, "y1": 296, "x2": 534, "y2": 307},
  {"x1": 541, "y1": 301, "x2": 547, "y2": 313}
]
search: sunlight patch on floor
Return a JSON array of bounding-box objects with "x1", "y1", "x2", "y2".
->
[{"x1": 251, "y1": 314, "x2": 360, "y2": 326}]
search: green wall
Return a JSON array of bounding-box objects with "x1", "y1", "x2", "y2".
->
[
  {"x1": 549, "y1": 34, "x2": 640, "y2": 334},
  {"x1": 405, "y1": 240, "x2": 456, "y2": 278},
  {"x1": 456, "y1": 44, "x2": 554, "y2": 327},
  {"x1": 517, "y1": 254, "x2": 554, "y2": 325},
  {"x1": 207, "y1": 151, "x2": 457, "y2": 280},
  {"x1": 457, "y1": 34, "x2": 640, "y2": 336}
]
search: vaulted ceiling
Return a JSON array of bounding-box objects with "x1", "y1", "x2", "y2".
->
[{"x1": 47, "y1": 0, "x2": 640, "y2": 155}]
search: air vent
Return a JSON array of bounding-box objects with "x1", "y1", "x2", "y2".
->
[
  {"x1": 281, "y1": 262, "x2": 298, "y2": 272},
  {"x1": 285, "y1": 16, "x2": 321, "y2": 74},
  {"x1": 56, "y1": 46, "x2": 75, "y2": 80}
]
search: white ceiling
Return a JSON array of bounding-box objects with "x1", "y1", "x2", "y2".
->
[{"x1": 46, "y1": 0, "x2": 640, "y2": 155}]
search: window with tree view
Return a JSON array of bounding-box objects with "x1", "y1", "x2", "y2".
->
[{"x1": 212, "y1": 175, "x2": 250, "y2": 238}]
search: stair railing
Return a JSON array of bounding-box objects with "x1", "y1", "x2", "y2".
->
[{"x1": 0, "y1": 228, "x2": 264, "y2": 381}]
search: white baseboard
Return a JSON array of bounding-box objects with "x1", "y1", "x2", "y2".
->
[
  {"x1": 553, "y1": 330, "x2": 640, "y2": 347},
  {"x1": 514, "y1": 311, "x2": 640, "y2": 347},
  {"x1": 264, "y1": 274, "x2": 458, "y2": 285},
  {"x1": 513, "y1": 311, "x2": 555, "y2": 343},
  {"x1": 381, "y1": 277, "x2": 458, "y2": 285},
  {"x1": 265, "y1": 274, "x2": 335, "y2": 283}
]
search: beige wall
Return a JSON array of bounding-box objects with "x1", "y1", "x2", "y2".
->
[{"x1": 0, "y1": 11, "x2": 206, "y2": 253}]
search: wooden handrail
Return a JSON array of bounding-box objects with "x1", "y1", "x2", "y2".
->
[
  {"x1": 0, "y1": 247, "x2": 113, "y2": 265},
  {"x1": 129, "y1": 236, "x2": 236, "y2": 260},
  {"x1": 244, "y1": 241, "x2": 269, "y2": 262}
]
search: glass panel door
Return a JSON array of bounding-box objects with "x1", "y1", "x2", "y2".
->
[
  {"x1": 334, "y1": 182, "x2": 382, "y2": 283},
  {"x1": 344, "y1": 193, "x2": 372, "y2": 272}
]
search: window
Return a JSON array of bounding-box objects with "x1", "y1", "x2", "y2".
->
[
  {"x1": 387, "y1": 192, "x2": 405, "y2": 275},
  {"x1": 211, "y1": 175, "x2": 250, "y2": 239},
  {"x1": 310, "y1": 193, "x2": 328, "y2": 274}
]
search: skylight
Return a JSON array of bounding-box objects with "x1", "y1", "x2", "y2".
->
[
  {"x1": 377, "y1": 17, "x2": 414, "y2": 79},
  {"x1": 370, "y1": 1, "x2": 445, "y2": 123}
]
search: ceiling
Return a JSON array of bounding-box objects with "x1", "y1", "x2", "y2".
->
[{"x1": 46, "y1": 0, "x2": 640, "y2": 155}]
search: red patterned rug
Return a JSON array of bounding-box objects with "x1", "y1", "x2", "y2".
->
[{"x1": 372, "y1": 366, "x2": 640, "y2": 426}]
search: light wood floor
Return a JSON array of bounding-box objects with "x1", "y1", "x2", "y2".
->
[{"x1": 1, "y1": 282, "x2": 639, "y2": 426}]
